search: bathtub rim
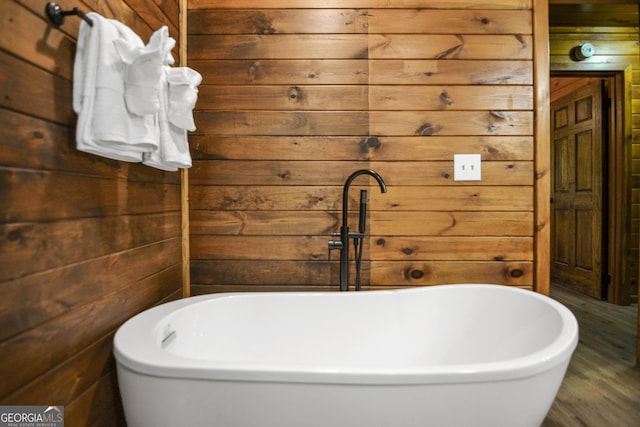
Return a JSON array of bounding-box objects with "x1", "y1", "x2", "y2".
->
[{"x1": 113, "y1": 284, "x2": 579, "y2": 386}]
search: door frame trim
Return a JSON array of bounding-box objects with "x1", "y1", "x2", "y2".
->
[{"x1": 534, "y1": 0, "x2": 551, "y2": 295}]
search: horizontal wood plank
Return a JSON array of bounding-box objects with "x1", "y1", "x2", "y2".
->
[
  {"x1": 188, "y1": 34, "x2": 369, "y2": 59},
  {"x1": 193, "y1": 111, "x2": 533, "y2": 136},
  {"x1": 197, "y1": 85, "x2": 533, "y2": 111},
  {"x1": 188, "y1": 59, "x2": 533, "y2": 85},
  {"x1": 189, "y1": 9, "x2": 531, "y2": 35},
  {"x1": 190, "y1": 136, "x2": 534, "y2": 161},
  {"x1": 189, "y1": 0, "x2": 533, "y2": 10},
  {"x1": 369, "y1": 59, "x2": 533, "y2": 84},
  {"x1": 193, "y1": 111, "x2": 369, "y2": 135},
  {"x1": 189, "y1": 59, "x2": 369, "y2": 84},
  {"x1": 190, "y1": 185, "x2": 342, "y2": 211},
  {"x1": 191, "y1": 284, "x2": 337, "y2": 293},
  {"x1": 0, "y1": 170, "x2": 181, "y2": 222},
  {"x1": 191, "y1": 260, "x2": 335, "y2": 285},
  {"x1": 189, "y1": 185, "x2": 534, "y2": 211},
  {"x1": 369, "y1": 35, "x2": 532, "y2": 60},
  {"x1": 550, "y1": 54, "x2": 639, "y2": 68},
  {"x1": 371, "y1": 211, "x2": 534, "y2": 236},
  {"x1": 198, "y1": 85, "x2": 369, "y2": 111},
  {"x1": 189, "y1": 9, "x2": 370, "y2": 34},
  {"x1": 370, "y1": 86, "x2": 534, "y2": 111},
  {"x1": 189, "y1": 160, "x2": 533, "y2": 186},
  {"x1": 367, "y1": 10, "x2": 532, "y2": 34},
  {"x1": 190, "y1": 259, "x2": 533, "y2": 288},
  {"x1": 369, "y1": 111, "x2": 533, "y2": 136},
  {"x1": 191, "y1": 235, "x2": 532, "y2": 261},
  {"x1": 370, "y1": 261, "x2": 533, "y2": 286},
  {"x1": 372, "y1": 236, "x2": 534, "y2": 261},
  {"x1": 374, "y1": 186, "x2": 534, "y2": 211},
  {"x1": 188, "y1": 34, "x2": 532, "y2": 60},
  {"x1": 550, "y1": 40, "x2": 640, "y2": 56},
  {"x1": 191, "y1": 235, "x2": 330, "y2": 260},
  {"x1": 189, "y1": 210, "x2": 533, "y2": 237},
  {"x1": 190, "y1": 210, "x2": 340, "y2": 236}
]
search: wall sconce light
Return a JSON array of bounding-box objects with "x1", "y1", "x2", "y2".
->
[{"x1": 570, "y1": 43, "x2": 595, "y2": 61}]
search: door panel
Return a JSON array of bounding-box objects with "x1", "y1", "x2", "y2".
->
[{"x1": 551, "y1": 81, "x2": 603, "y2": 298}]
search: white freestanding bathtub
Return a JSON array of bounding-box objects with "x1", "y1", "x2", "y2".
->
[{"x1": 114, "y1": 284, "x2": 578, "y2": 427}]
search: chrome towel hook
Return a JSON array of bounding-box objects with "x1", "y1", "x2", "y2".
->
[{"x1": 46, "y1": 2, "x2": 93, "y2": 27}]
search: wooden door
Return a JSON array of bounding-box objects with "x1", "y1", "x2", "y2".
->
[{"x1": 551, "y1": 81, "x2": 604, "y2": 299}]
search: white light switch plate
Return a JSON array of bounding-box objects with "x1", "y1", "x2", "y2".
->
[{"x1": 454, "y1": 154, "x2": 481, "y2": 181}]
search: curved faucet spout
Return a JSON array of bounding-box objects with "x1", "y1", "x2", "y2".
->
[{"x1": 342, "y1": 169, "x2": 387, "y2": 228}]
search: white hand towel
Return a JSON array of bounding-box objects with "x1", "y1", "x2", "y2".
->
[
  {"x1": 143, "y1": 67, "x2": 194, "y2": 171},
  {"x1": 74, "y1": 14, "x2": 143, "y2": 162},
  {"x1": 73, "y1": 13, "x2": 159, "y2": 162},
  {"x1": 167, "y1": 67, "x2": 202, "y2": 131}
]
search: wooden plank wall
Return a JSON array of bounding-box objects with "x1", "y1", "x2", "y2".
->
[
  {"x1": 188, "y1": 0, "x2": 536, "y2": 294},
  {"x1": 550, "y1": 9, "x2": 640, "y2": 304},
  {"x1": 0, "y1": 0, "x2": 182, "y2": 424}
]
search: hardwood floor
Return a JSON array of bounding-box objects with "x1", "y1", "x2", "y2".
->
[{"x1": 542, "y1": 284, "x2": 640, "y2": 426}]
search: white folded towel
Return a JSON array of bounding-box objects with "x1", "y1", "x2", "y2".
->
[
  {"x1": 143, "y1": 66, "x2": 197, "y2": 171},
  {"x1": 167, "y1": 67, "x2": 202, "y2": 131},
  {"x1": 73, "y1": 13, "x2": 158, "y2": 162},
  {"x1": 115, "y1": 26, "x2": 175, "y2": 116}
]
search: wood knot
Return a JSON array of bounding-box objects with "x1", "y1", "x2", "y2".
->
[
  {"x1": 510, "y1": 269, "x2": 524, "y2": 278},
  {"x1": 416, "y1": 123, "x2": 438, "y2": 136},
  {"x1": 367, "y1": 136, "x2": 381, "y2": 148},
  {"x1": 490, "y1": 111, "x2": 510, "y2": 119},
  {"x1": 376, "y1": 238, "x2": 386, "y2": 246},
  {"x1": 439, "y1": 90, "x2": 453, "y2": 106},
  {"x1": 277, "y1": 171, "x2": 290, "y2": 181},
  {"x1": 402, "y1": 247, "x2": 414, "y2": 255},
  {"x1": 288, "y1": 86, "x2": 303, "y2": 102},
  {"x1": 8, "y1": 229, "x2": 21, "y2": 241},
  {"x1": 410, "y1": 269, "x2": 424, "y2": 279},
  {"x1": 248, "y1": 62, "x2": 260, "y2": 82},
  {"x1": 359, "y1": 136, "x2": 382, "y2": 155}
]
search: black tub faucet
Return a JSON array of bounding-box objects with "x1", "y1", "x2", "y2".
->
[{"x1": 328, "y1": 169, "x2": 387, "y2": 291}]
